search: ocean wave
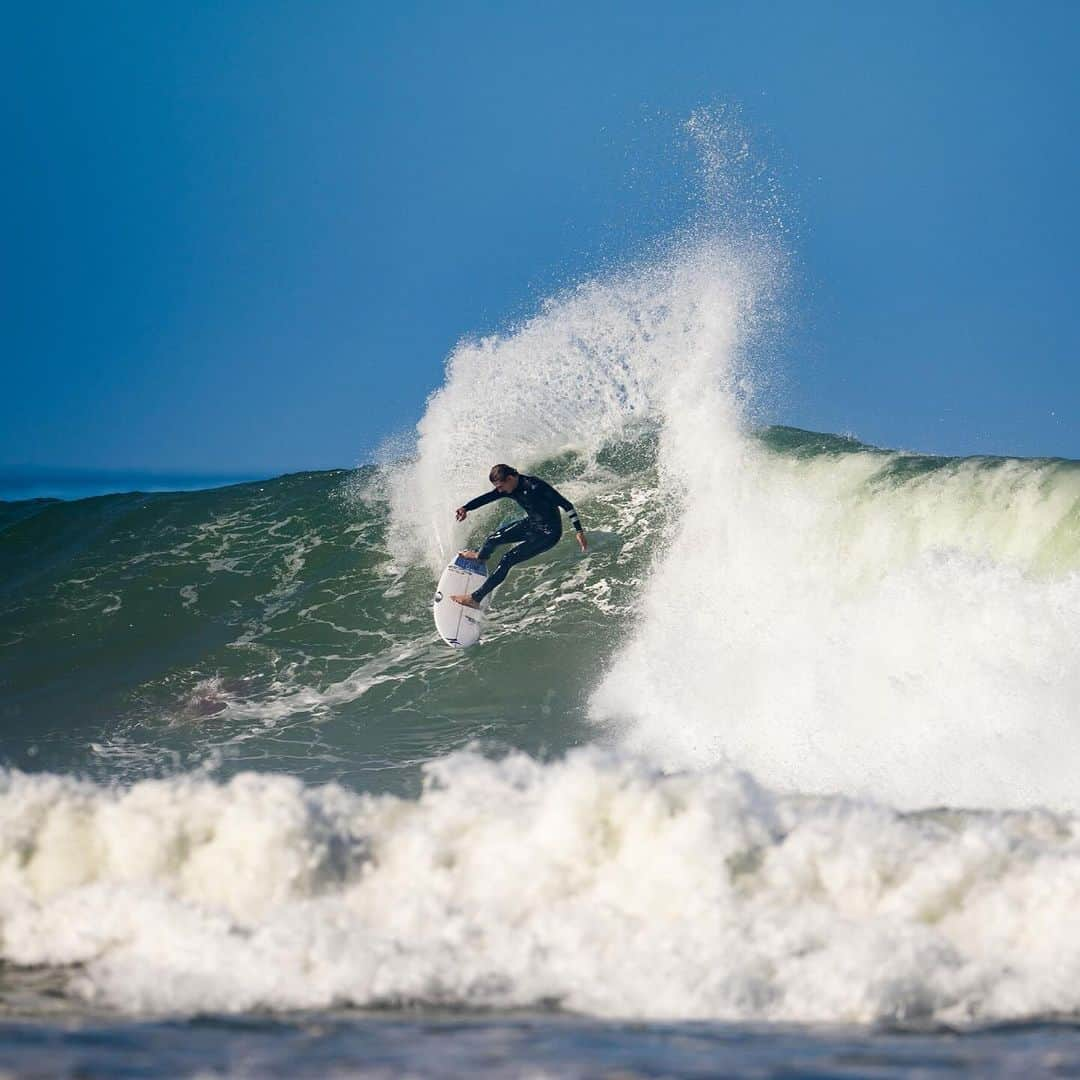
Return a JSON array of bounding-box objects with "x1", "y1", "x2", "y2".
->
[{"x1": 3, "y1": 422, "x2": 1080, "y2": 811}]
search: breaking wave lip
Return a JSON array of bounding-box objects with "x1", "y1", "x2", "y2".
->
[
  {"x1": 5, "y1": 751, "x2": 1080, "y2": 1026},
  {"x1": 381, "y1": 231, "x2": 782, "y2": 576}
]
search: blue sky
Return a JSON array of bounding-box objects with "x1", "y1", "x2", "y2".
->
[{"x1": 5, "y1": 1, "x2": 1079, "y2": 473}]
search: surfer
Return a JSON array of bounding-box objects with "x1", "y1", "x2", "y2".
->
[{"x1": 451, "y1": 464, "x2": 587, "y2": 608}]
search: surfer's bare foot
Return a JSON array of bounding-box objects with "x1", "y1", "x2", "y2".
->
[
  {"x1": 450, "y1": 593, "x2": 481, "y2": 609},
  {"x1": 458, "y1": 550, "x2": 483, "y2": 560}
]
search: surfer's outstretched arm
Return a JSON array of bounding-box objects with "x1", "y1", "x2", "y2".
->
[{"x1": 455, "y1": 489, "x2": 505, "y2": 521}]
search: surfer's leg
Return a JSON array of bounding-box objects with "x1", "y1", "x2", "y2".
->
[
  {"x1": 471, "y1": 531, "x2": 559, "y2": 602},
  {"x1": 476, "y1": 519, "x2": 532, "y2": 562}
]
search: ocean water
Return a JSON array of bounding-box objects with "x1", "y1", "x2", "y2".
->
[
  {"x1": 4, "y1": 238, "x2": 1080, "y2": 1076},
  {"x1": 0, "y1": 467, "x2": 269, "y2": 504}
]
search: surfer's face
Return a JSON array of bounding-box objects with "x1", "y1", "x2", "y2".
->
[{"x1": 493, "y1": 474, "x2": 519, "y2": 494}]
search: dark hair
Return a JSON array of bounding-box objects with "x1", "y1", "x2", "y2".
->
[{"x1": 489, "y1": 464, "x2": 519, "y2": 483}]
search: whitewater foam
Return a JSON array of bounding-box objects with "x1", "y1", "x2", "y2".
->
[
  {"x1": 4, "y1": 755, "x2": 1080, "y2": 1024},
  {"x1": 593, "y1": 444, "x2": 1080, "y2": 811}
]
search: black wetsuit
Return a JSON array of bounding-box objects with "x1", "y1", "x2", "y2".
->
[{"x1": 462, "y1": 475, "x2": 582, "y2": 602}]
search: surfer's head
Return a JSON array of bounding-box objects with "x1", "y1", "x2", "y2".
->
[{"x1": 489, "y1": 464, "x2": 519, "y2": 493}]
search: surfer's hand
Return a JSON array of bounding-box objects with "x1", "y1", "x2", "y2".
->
[
  {"x1": 455, "y1": 507, "x2": 467, "y2": 522},
  {"x1": 576, "y1": 530, "x2": 588, "y2": 553}
]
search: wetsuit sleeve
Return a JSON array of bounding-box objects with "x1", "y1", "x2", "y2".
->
[
  {"x1": 539, "y1": 479, "x2": 583, "y2": 532},
  {"x1": 462, "y1": 490, "x2": 504, "y2": 512}
]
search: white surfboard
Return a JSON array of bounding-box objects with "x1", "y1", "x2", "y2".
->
[{"x1": 433, "y1": 555, "x2": 491, "y2": 648}]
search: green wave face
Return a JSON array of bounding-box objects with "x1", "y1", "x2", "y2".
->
[{"x1": 0, "y1": 441, "x2": 656, "y2": 791}]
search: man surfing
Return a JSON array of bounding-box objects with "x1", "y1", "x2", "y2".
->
[{"x1": 451, "y1": 464, "x2": 587, "y2": 608}]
